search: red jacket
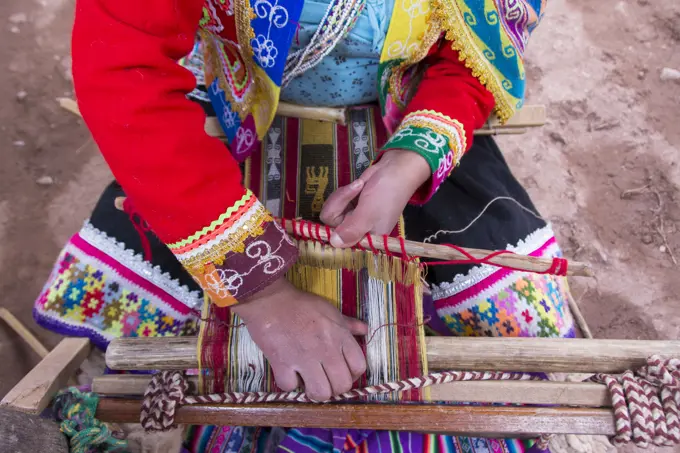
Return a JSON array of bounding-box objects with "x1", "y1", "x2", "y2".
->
[{"x1": 71, "y1": 0, "x2": 494, "y2": 306}]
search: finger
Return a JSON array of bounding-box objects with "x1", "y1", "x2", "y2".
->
[
  {"x1": 299, "y1": 362, "x2": 333, "y2": 401},
  {"x1": 272, "y1": 364, "x2": 300, "y2": 392},
  {"x1": 330, "y1": 198, "x2": 375, "y2": 248},
  {"x1": 320, "y1": 180, "x2": 364, "y2": 227},
  {"x1": 344, "y1": 316, "x2": 368, "y2": 336},
  {"x1": 322, "y1": 357, "x2": 354, "y2": 397},
  {"x1": 342, "y1": 337, "x2": 367, "y2": 382}
]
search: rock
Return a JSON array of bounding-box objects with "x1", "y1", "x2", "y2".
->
[
  {"x1": 10, "y1": 26, "x2": 20, "y2": 34},
  {"x1": 60, "y1": 55, "x2": 73, "y2": 82},
  {"x1": 660, "y1": 67, "x2": 680, "y2": 81},
  {"x1": 641, "y1": 234, "x2": 653, "y2": 245},
  {"x1": 660, "y1": 245, "x2": 667, "y2": 253},
  {"x1": 9, "y1": 13, "x2": 27, "y2": 24},
  {"x1": 549, "y1": 131, "x2": 566, "y2": 145},
  {"x1": 36, "y1": 176, "x2": 54, "y2": 186},
  {"x1": 13, "y1": 140, "x2": 25, "y2": 147},
  {"x1": 16, "y1": 90, "x2": 27, "y2": 102}
]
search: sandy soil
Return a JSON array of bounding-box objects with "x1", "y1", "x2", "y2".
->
[{"x1": 0, "y1": 0, "x2": 679, "y2": 448}]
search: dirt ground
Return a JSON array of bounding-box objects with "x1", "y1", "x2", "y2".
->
[{"x1": 0, "y1": 0, "x2": 679, "y2": 446}]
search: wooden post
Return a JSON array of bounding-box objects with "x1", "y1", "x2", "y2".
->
[{"x1": 1, "y1": 338, "x2": 91, "y2": 414}]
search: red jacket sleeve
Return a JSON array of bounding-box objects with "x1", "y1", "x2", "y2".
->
[
  {"x1": 380, "y1": 41, "x2": 496, "y2": 203},
  {"x1": 72, "y1": 0, "x2": 297, "y2": 306}
]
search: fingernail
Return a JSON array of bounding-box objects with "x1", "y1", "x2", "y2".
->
[
  {"x1": 351, "y1": 180, "x2": 363, "y2": 190},
  {"x1": 330, "y1": 232, "x2": 344, "y2": 248}
]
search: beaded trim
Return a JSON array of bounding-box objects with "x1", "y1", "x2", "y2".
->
[
  {"x1": 79, "y1": 222, "x2": 203, "y2": 311},
  {"x1": 282, "y1": 0, "x2": 366, "y2": 86}
]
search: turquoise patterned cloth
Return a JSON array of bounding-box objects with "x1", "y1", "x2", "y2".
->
[{"x1": 280, "y1": 0, "x2": 393, "y2": 107}]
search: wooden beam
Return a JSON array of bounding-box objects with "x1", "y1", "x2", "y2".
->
[
  {"x1": 58, "y1": 97, "x2": 545, "y2": 135},
  {"x1": 0, "y1": 308, "x2": 50, "y2": 358},
  {"x1": 92, "y1": 374, "x2": 611, "y2": 407},
  {"x1": 105, "y1": 336, "x2": 680, "y2": 374},
  {"x1": 1, "y1": 338, "x2": 91, "y2": 414},
  {"x1": 96, "y1": 399, "x2": 616, "y2": 437}
]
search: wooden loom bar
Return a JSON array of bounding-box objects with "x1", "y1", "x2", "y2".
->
[
  {"x1": 284, "y1": 222, "x2": 592, "y2": 277},
  {"x1": 106, "y1": 337, "x2": 680, "y2": 373},
  {"x1": 96, "y1": 399, "x2": 616, "y2": 437},
  {"x1": 110, "y1": 196, "x2": 592, "y2": 277},
  {"x1": 92, "y1": 374, "x2": 611, "y2": 407},
  {"x1": 58, "y1": 97, "x2": 545, "y2": 134}
]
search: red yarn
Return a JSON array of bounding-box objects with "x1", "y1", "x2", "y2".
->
[
  {"x1": 277, "y1": 219, "x2": 568, "y2": 277},
  {"x1": 122, "y1": 198, "x2": 153, "y2": 262}
]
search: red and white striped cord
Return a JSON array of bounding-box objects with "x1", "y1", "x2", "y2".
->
[{"x1": 140, "y1": 355, "x2": 680, "y2": 449}]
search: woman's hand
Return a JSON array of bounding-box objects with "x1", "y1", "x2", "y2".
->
[
  {"x1": 231, "y1": 278, "x2": 368, "y2": 401},
  {"x1": 320, "y1": 150, "x2": 430, "y2": 247}
]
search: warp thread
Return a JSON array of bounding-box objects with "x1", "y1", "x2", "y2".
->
[
  {"x1": 53, "y1": 387, "x2": 129, "y2": 453},
  {"x1": 139, "y1": 355, "x2": 680, "y2": 449}
]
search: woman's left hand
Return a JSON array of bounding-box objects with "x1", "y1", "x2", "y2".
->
[{"x1": 320, "y1": 149, "x2": 430, "y2": 247}]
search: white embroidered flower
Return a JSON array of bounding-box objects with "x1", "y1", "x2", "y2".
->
[{"x1": 252, "y1": 35, "x2": 279, "y2": 68}]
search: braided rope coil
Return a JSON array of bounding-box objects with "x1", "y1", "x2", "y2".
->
[{"x1": 141, "y1": 371, "x2": 189, "y2": 432}]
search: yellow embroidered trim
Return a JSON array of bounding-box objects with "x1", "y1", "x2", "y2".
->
[
  {"x1": 400, "y1": 110, "x2": 467, "y2": 166},
  {"x1": 388, "y1": 17, "x2": 443, "y2": 109},
  {"x1": 179, "y1": 206, "x2": 272, "y2": 273},
  {"x1": 168, "y1": 190, "x2": 254, "y2": 249},
  {"x1": 431, "y1": 0, "x2": 515, "y2": 123},
  {"x1": 201, "y1": 30, "x2": 253, "y2": 119}
]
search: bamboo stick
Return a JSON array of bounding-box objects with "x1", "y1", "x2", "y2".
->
[
  {"x1": 105, "y1": 336, "x2": 680, "y2": 374},
  {"x1": 95, "y1": 399, "x2": 615, "y2": 437},
  {"x1": 282, "y1": 220, "x2": 593, "y2": 277},
  {"x1": 92, "y1": 374, "x2": 611, "y2": 407}
]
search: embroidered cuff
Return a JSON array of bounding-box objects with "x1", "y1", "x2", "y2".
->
[
  {"x1": 168, "y1": 190, "x2": 298, "y2": 307},
  {"x1": 380, "y1": 111, "x2": 466, "y2": 204}
]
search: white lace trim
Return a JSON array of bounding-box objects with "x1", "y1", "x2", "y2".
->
[
  {"x1": 79, "y1": 222, "x2": 203, "y2": 311},
  {"x1": 430, "y1": 224, "x2": 558, "y2": 301}
]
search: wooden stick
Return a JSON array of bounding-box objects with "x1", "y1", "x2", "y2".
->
[
  {"x1": 568, "y1": 291, "x2": 594, "y2": 339},
  {"x1": 105, "y1": 336, "x2": 680, "y2": 374},
  {"x1": 1, "y1": 338, "x2": 91, "y2": 414},
  {"x1": 283, "y1": 221, "x2": 593, "y2": 277},
  {"x1": 111, "y1": 196, "x2": 592, "y2": 278},
  {"x1": 59, "y1": 97, "x2": 347, "y2": 126},
  {"x1": 0, "y1": 308, "x2": 50, "y2": 358},
  {"x1": 58, "y1": 98, "x2": 545, "y2": 134},
  {"x1": 92, "y1": 374, "x2": 611, "y2": 407},
  {"x1": 96, "y1": 399, "x2": 615, "y2": 436},
  {"x1": 474, "y1": 127, "x2": 528, "y2": 136}
]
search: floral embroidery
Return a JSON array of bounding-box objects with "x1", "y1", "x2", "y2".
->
[
  {"x1": 433, "y1": 226, "x2": 576, "y2": 338},
  {"x1": 34, "y1": 232, "x2": 199, "y2": 349}
]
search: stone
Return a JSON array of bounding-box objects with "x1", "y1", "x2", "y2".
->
[
  {"x1": 36, "y1": 176, "x2": 54, "y2": 186},
  {"x1": 9, "y1": 13, "x2": 27, "y2": 24},
  {"x1": 660, "y1": 68, "x2": 680, "y2": 81}
]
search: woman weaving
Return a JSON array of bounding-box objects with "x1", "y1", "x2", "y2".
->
[{"x1": 35, "y1": 0, "x2": 576, "y2": 451}]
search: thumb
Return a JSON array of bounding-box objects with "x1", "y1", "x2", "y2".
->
[
  {"x1": 344, "y1": 316, "x2": 369, "y2": 336},
  {"x1": 320, "y1": 180, "x2": 364, "y2": 227},
  {"x1": 330, "y1": 198, "x2": 375, "y2": 248}
]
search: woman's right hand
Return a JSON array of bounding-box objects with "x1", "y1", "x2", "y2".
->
[{"x1": 231, "y1": 278, "x2": 368, "y2": 401}]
